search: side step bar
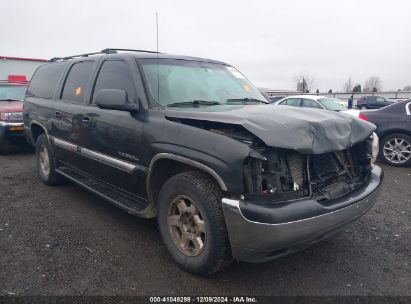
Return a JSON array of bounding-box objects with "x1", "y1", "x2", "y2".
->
[{"x1": 56, "y1": 166, "x2": 148, "y2": 215}]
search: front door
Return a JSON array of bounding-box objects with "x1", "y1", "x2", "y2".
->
[{"x1": 80, "y1": 59, "x2": 146, "y2": 198}]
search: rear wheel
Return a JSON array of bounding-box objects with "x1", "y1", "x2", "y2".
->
[
  {"x1": 35, "y1": 134, "x2": 65, "y2": 185},
  {"x1": 157, "y1": 171, "x2": 232, "y2": 275},
  {"x1": 380, "y1": 133, "x2": 411, "y2": 167}
]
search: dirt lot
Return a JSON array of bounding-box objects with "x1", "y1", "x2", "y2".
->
[{"x1": 0, "y1": 152, "x2": 410, "y2": 296}]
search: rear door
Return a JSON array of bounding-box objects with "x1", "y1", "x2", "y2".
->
[
  {"x1": 80, "y1": 59, "x2": 146, "y2": 197},
  {"x1": 48, "y1": 60, "x2": 96, "y2": 169}
]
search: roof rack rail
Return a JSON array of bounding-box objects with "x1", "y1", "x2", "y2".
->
[
  {"x1": 101, "y1": 48, "x2": 162, "y2": 54},
  {"x1": 49, "y1": 48, "x2": 161, "y2": 62}
]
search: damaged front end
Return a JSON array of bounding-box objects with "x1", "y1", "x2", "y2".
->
[{"x1": 243, "y1": 133, "x2": 378, "y2": 203}]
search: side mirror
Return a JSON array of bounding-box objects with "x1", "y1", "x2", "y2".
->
[{"x1": 95, "y1": 89, "x2": 139, "y2": 112}]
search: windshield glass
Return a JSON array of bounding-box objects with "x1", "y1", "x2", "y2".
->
[
  {"x1": 140, "y1": 59, "x2": 266, "y2": 106},
  {"x1": 0, "y1": 85, "x2": 27, "y2": 101},
  {"x1": 318, "y1": 98, "x2": 346, "y2": 111}
]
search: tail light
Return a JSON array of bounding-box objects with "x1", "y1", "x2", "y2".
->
[{"x1": 359, "y1": 113, "x2": 368, "y2": 121}]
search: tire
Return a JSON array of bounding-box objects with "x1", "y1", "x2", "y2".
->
[
  {"x1": 157, "y1": 171, "x2": 232, "y2": 275},
  {"x1": 360, "y1": 105, "x2": 367, "y2": 110},
  {"x1": 35, "y1": 134, "x2": 65, "y2": 185},
  {"x1": 380, "y1": 133, "x2": 411, "y2": 167}
]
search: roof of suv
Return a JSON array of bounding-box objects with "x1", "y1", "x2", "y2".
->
[{"x1": 48, "y1": 49, "x2": 228, "y2": 65}]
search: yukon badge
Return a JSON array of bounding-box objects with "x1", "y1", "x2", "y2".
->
[{"x1": 118, "y1": 151, "x2": 139, "y2": 162}]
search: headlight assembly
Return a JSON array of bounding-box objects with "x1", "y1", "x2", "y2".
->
[{"x1": 0, "y1": 112, "x2": 23, "y2": 121}]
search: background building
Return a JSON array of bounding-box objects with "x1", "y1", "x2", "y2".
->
[{"x1": 0, "y1": 56, "x2": 47, "y2": 83}]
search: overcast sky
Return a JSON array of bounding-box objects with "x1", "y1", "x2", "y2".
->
[{"x1": 2, "y1": 0, "x2": 411, "y2": 91}]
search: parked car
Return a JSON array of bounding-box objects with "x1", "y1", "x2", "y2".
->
[
  {"x1": 359, "y1": 100, "x2": 411, "y2": 166},
  {"x1": 275, "y1": 95, "x2": 358, "y2": 116},
  {"x1": 24, "y1": 49, "x2": 383, "y2": 275},
  {"x1": 0, "y1": 81, "x2": 27, "y2": 154},
  {"x1": 356, "y1": 96, "x2": 395, "y2": 110}
]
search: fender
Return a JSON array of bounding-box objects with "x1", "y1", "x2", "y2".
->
[{"x1": 147, "y1": 152, "x2": 228, "y2": 192}]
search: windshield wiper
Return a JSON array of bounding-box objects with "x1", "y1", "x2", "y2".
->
[
  {"x1": 226, "y1": 98, "x2": 269, "y2": 104},
  {"x1": 167, "y1": 100, "x2": 221, "y2": 107},
  {"x1": 0, "y1": 98, "x2": 22, "y2": 102}
]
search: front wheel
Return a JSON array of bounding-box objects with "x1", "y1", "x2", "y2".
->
[
  {"x1": 380, "y1": 133, "x2": 411, "y2": 167},
  {"x1": 157, "y1": 171, "x2": 232, "y2": 275},
  {"x1": 360, "y1": 105, "x2": 367, "y2": 110}
]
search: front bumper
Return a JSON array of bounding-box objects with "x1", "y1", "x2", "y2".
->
[
  {"x1": 0, "y1": 121, "x2": 25, "y2": 140},
  {"x1": 222, "y1": 165, "x2": 384, "y2": 263}
]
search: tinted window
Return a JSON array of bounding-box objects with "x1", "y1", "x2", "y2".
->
[
  {"x1": 302, "y1": 99, "x2": 323, "y2": 109},
  {"x1": 93, "y1": 60, "x2": 135, "y2": 103},
  {"x1": 280, "y1": 98, "x2": 300, "y2": 107},
  {"x1": 27, "y1": 62, "x2": 66, "y2": 99},
  {"x1": 61, "y1": 61, "x2": 94, "y2": 103}
]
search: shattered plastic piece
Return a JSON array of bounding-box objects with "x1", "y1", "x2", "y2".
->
[{"x1": 85, "y1": 247, "x2": 94, "y2": 253}]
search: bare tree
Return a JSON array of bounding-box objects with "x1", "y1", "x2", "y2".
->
[
  {"x1": 294, "y1": 73, "x2": 317, "y2": 93},
  {"x1": 403, "y1": 85, "x2": 411, "y2": 91},
  {"x1": 343, "y1": 77, "x2": 353, "y2": 92},
  {"x1": 364, "y1": 76, "x2": 382, "y2": 92}
]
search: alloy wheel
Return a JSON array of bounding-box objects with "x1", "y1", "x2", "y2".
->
[
  {"x1": 167, "y1": 195, "x2": 206, "y2": 256},
  {"x1": 383, "y1": 137, "x2": 411, "y2": 164}
]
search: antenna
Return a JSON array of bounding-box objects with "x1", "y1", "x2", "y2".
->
[
  {"x1": 156, "y1": 12, "x2": 159, "y2": 53},
  {"x1": 156, "y1": 12, "x2": 160, "y2": 104}
]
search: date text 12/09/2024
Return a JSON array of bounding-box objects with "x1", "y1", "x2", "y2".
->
[{"x1": 149, "y1": 297, "x2": 258, "y2": 303}]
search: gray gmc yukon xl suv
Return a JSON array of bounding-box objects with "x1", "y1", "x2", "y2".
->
[{"x1": 24, "y1": 49, "x2": 383, "y2": 275}]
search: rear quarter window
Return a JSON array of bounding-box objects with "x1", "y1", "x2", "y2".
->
[{"x1": 27, "y1": 62, "x2": 67, "y2": 99}]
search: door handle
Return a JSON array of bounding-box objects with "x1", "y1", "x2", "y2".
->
[
  {"x1": 55, "y1": 111, "x2": 62, "y2": 119},
  {"x1": 82, "y1": 116, "x2": 91, "y2": 126}
]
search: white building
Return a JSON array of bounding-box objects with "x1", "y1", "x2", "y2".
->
[{"x1": 0, "y1": 56, "x2": 47, "y2": 83}]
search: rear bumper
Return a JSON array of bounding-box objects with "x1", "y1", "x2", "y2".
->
[
  {"x1": 222, "y1": 165, "x2": 384, "y2": 263},
  {"x1": 0, "y1": 122, "x2": 25, "y2": 140}
]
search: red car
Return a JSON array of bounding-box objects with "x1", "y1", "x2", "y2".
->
[{"x1": 0, "y1": 81, "x2": 27, "y2": 154}]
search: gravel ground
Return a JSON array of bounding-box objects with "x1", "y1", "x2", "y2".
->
[{"x1": 0, "y1": 152, "x2": 410, "y2": 296}]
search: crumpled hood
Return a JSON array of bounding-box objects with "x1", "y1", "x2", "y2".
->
[{"x1": 165, "y1": 104, "x2": 376, "y2": 154}]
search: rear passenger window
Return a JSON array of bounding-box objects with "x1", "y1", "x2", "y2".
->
[
  {"x1": 92, "y1": 60, "x2": 135, "y2": 104},
  {"x1": 27, "y1": 62, "x2": 66, "y2": 99},
  {"x1": 61, "y1": 61, "x2": 94, "y2": 103},
  {"x1": 281, "y1": 98, "x2": 300, "y2": 107},
  {"x1": 302, "y1": 99, "x2": 323, "y2": 109}
]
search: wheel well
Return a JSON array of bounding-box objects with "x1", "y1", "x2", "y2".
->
[
  {"x1": 147, "y1": 158, "x2": 224, "y2": 207},
  {"x1": 379, "y1": 130, "x2": 411, "y2": 143},
  {"x1": 31, "y1": 123, "x2": 46, "y2": 144}
]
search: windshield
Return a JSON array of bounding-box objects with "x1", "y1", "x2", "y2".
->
[
  {"x1": 318, "y1": 98, "x2": 346, "y2": 111},
  {"x1": 0, "y1": 85, "x2": 27, "y2": 101},
  {"x1": 140, "y1": 59, "x2": 266, "y2": 106}
]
